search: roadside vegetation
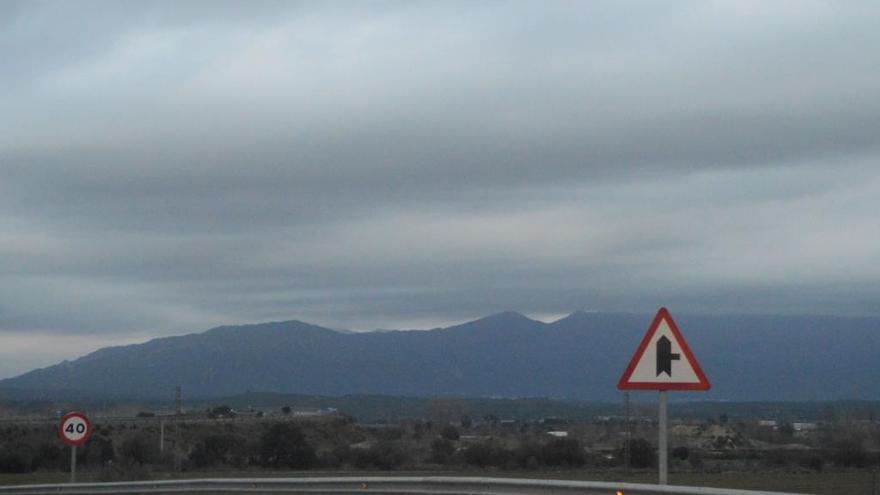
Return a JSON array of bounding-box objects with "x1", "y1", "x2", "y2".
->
[{"x1": 0, "y1": 407, "x2": 878, "y2": 494}]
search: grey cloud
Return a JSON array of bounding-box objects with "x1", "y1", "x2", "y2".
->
[{"x1": 2, "y1": 1, "x2": 880, "y2": 376}]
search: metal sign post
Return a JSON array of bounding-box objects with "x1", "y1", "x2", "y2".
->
[
  {"x1": 70, "y1": 445, "x2": 77, "y2": 483},
  {"x1": 623, "y1": 391, "x2": 631, "y2": 473},
  {"x1": 658, "y1": 390, "x2": 668, "y2": 484},
  {"x1": 618, "y1": 308, "x2": 711, "y2": 486}
]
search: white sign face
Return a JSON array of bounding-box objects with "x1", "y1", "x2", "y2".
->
[
  {"x1": 59, "y1": 413, "x2": 91, "y2": 445},
  {"x1": 618, "y1": 307, "x2": 710, "y2": 391},
  {"x1": 627, "y1": 317, "x2": 700, "y2": 384}
]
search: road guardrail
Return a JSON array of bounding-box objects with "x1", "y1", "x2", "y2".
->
[{"x1": 0, "y1": 476, "x2": 808, "y2": 495}]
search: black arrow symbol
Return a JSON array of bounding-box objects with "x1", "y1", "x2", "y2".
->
[{"x1": 656, "y1": 336, "x2": 680, "y2": 377}]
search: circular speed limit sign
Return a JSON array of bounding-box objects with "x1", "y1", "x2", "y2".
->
[{"x1": 58, "y1": 411, "x2": 92, "y2": 446}]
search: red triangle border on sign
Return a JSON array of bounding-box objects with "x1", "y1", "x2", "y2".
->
[{"x1": 617, "y1": 307, "x2": 710, "y2": 391}]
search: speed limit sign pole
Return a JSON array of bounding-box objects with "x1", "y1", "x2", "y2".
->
[
  {"x1": 70, "y1": 445, "x2": 76, "y2": 482},
  {"x1": 58, "y1": 412, "x2": 92, "y2": 483}
]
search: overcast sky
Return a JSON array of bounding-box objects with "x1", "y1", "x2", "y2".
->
[{"x1": 2, "y1": 1, "x2": 880, "y2": 378}]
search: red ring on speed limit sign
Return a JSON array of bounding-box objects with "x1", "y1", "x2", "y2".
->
[{"x1": 58, "y1": 411, "x2": 92, "y2": 446}]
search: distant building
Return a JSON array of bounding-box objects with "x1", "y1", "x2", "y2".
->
[
  {"x1": 792, "y1": 422, "x2": 818, "y2": 432},
  {"x1": 547, "y1": 431, "x2": 569, "y2": 438},
  {"x1": 758, "y1": 420, "x2": 778, "y2": 428}
]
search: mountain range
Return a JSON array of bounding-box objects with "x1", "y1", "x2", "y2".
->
[{"x1": 2, "y1": 311, "x2": 878, "y2": 401}]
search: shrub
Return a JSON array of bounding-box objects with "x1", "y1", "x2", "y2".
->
[
  {"x1": 83, "y1": 436, "x2": 115, "y2": 466},
  {"x1": 514, "y1": 442, "x2": 542, "y2": 469},
  {"x1": 412, "y1": 421, "x2": 424, "y2": 440},
  {"x1": 430, "y1": 438, "x2": 455, "y2": 464},
  {"x1": 671, "y1": 446, "x2": 689, "y2": 460},
  {"x1": 463, "y1": 441, "x2": 510, "y2": 467},
  {"x1": 0, "y1": 450, "x2": 31, "y2": 473},
  {"x1": 460, "y1": 415, "x2": 472, "y2": 429},
  {"x1": 440, "y1": 425, "x2": 460, "y2": 441},
  {"x1": 119, "y1": 433, "x2": 160, "y2": 466},
  {"x1": 629, "y1": 438, "x2": 655, "y2": 468},
  {"x1": 190, "y1": 433, "x2": 246, "y2": 468},
  {"x1": 30, "y1": 442, "x2": 63, "y2": 471},
  {"x1": 541, "y1": 438, "x2": 585, "y2": 467},
  {"x1": 209, "y1": 405, "x2": 235, "y2": 419},
  {"x1": 259, "y1": 423, "x2": 316, "y2": 469},
  {"x1": 352, "y1": 441, "x2": 405, "y2": 470},
  {"x1": 804, "y1": 456, "x2": 824, "y2": 472},
  {"x1": 525, "y1": 455, "x2": 539, "y2": 470},
  {"x1": 831, "y1": 437, "x2": 868, "y2": 468},
  {"x1": 317, "y1": 445, "x2": 350, "y2": 468},
  {"x1": 373, "y1": 427, "x2": 404, "y2": 441}
]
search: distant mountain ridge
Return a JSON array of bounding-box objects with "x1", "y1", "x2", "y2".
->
[{"x1": 2, "y1": 311, "x2": 879, "y2": 401}]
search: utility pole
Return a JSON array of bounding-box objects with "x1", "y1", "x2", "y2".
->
[
  {"x1": 159, "y1": 420, "x2": 165, "y2": 453},
  {"x1": 174, "y1": 385, "x2": 182, "y2": 471}
]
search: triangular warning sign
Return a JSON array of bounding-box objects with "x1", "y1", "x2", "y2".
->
[{"x1": 618, "y1": 307, "x2": 710, "y2": 391}]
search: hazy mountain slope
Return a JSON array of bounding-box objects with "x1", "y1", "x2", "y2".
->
[{"x1": 2, "y1": 312, "x2": 878, "y2": 401}]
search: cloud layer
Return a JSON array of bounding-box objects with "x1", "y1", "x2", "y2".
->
[{"x1": 2, "y1": 1, "x2": 880, "y2": 377}]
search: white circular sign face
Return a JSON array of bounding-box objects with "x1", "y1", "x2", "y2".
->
[{"x1": 59, "y1": 412, "x2": 91, "y2": 446}]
